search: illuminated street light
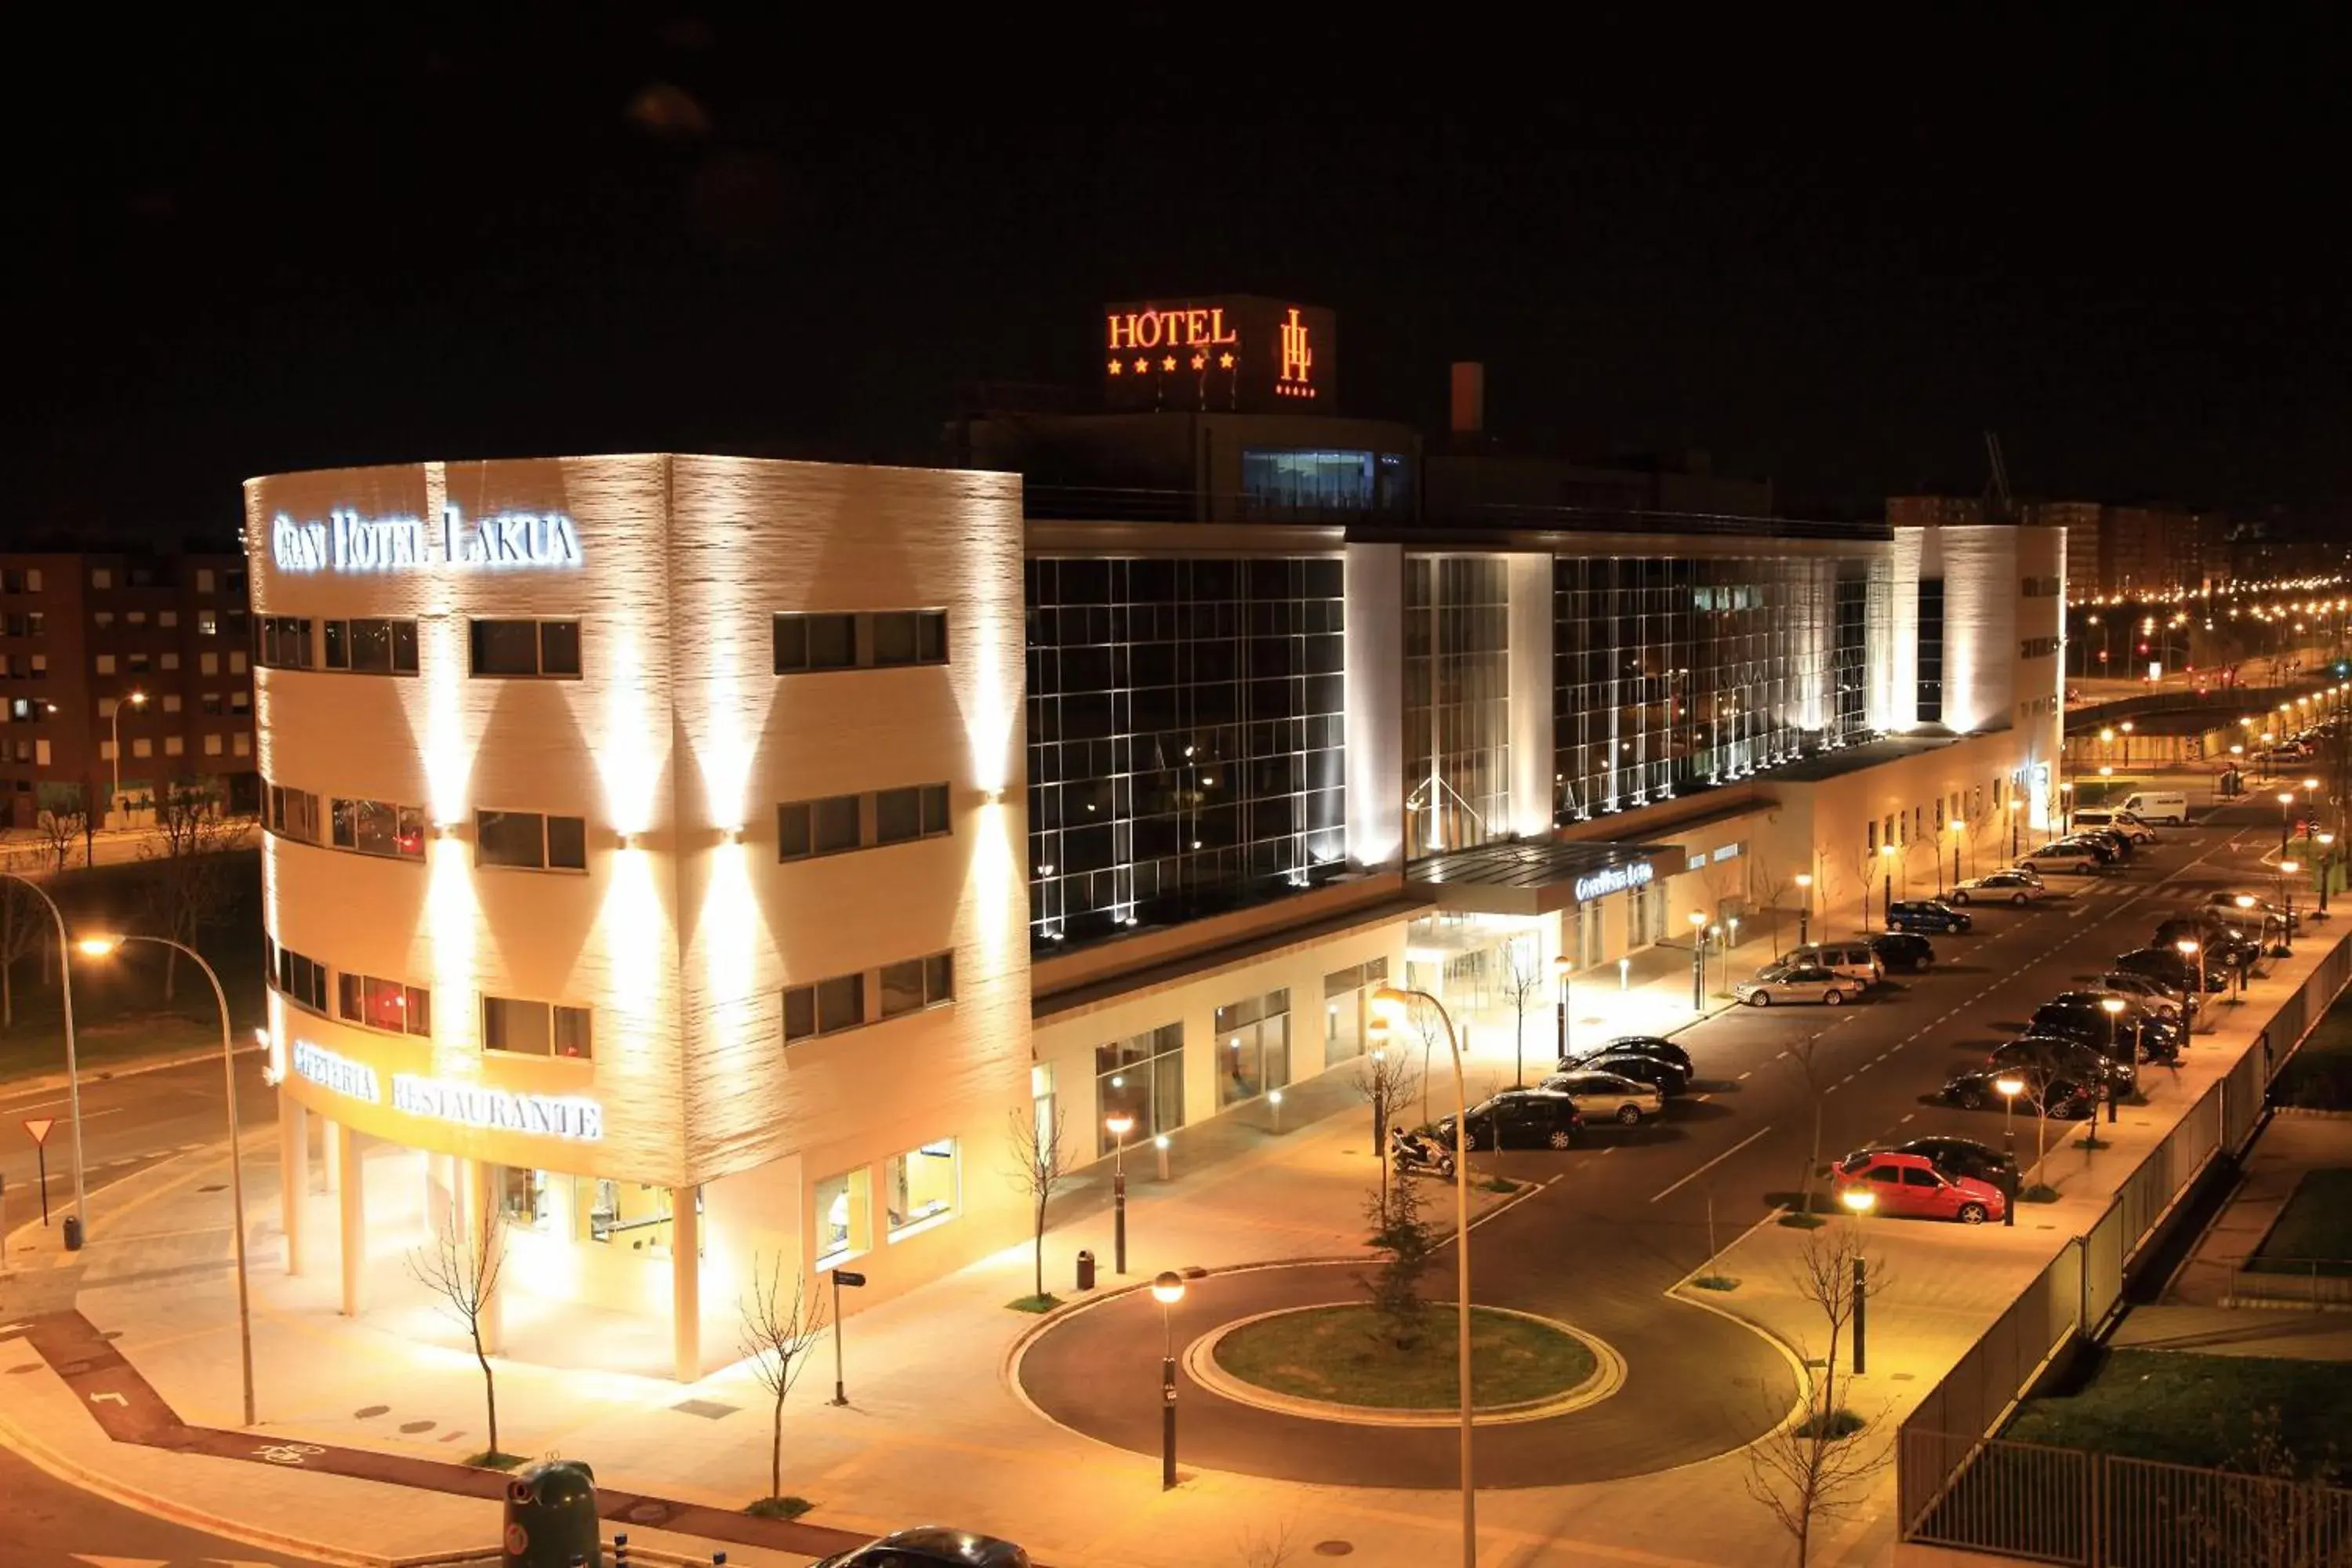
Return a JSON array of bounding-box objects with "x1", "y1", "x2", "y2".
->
[
  {"x1": 1151, "y1": 1270, "x2": 1185, "y2": 1490},
  {"x1": 1105, "y1": 1112, "x2": 1134, "y2": 1273}
]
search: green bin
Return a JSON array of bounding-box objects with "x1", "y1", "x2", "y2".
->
[{"x1": 503, "y1": 1457, "x2": 601, "y2": 1567}]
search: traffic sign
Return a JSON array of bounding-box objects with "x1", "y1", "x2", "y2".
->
[{"x1": 23, "y1": 1118, "x2": 54, "y2": 1146}]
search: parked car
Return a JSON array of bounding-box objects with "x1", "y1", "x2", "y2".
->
[
  {"x1": 1892, "y1": 1136, "x2": 2020, "y2": 1187},
  {"x1": 2114, "y1": 946, "x2": 2227, "y2": 993},
  {"x1": 1735, "y1": 963, "x2": 1862, "y2": 1007},
  {"x1": 814, "y1": 1530, "x2": 1033, "y2": 1568},
  {"x1": 1869, "y1": 931, "x2": 1936, "y2": 972},
  {"x1": 1951, "y1": 869, "x2": 2050, "y2": 906},
  {"x1": 2071, "y1": 808, "x2": 2158, "y2": 844},
  {"x1": 1569, "y1": 1049, "x2": 1692, "y2": 1095},
  {"x1": 2151, "y1": 916, "x2": 2260, "y2": 970},
  {"x1": 1436, "y1": 1090, "x2": 1586, "y2": 1150},
  {"x1": 2118, "y1": 790, "x2": 2190, "y2": 825},
  {"x1": 1939, "y1": 1064, "x2": 2097, "y2": 1118},
  {"x1": 2071, "y1": 826, "x2": 2136, "y2": 861},
  {"x1": 1888, "y1": 899, "x2": 1973, "y2": 935},
  {"x1": 2054, "y1": 832, "x2": 2125, "y2": 863},
  {"x1": 1989, "y1": 1034, "x2": 2136, "y2": 1091},
  {"x1": 1775, "y1": 940, "x2": 1886, "y2": 988},
  {"x1": 1536, "y1": 1069, "x2": 1666, "y2": 1125},
  {"x1": 2031, "y1": 996, "x2": 2182, "y2": 1064},
  {"x1": 1569, "y1": 1034, "x2": 1695, "y2": 1074},
  {"x1": 2096, "y1": 971, "x2": 2184, "y2": 1018},
  {"x1": 2020, "y1": 841, "x2": 2106, "y2": 876},
  {"x1": 1834, "y1": 1150, "x2": 2007, "y2": 1225},
  {"x1": 2202, "y1": 890, "x2": 2299, "y2": 930}
]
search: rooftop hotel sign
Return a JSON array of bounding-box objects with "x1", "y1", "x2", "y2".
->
[
  {"x1": 270, "y1": 503, "x2": 583, "y2": 575},
  {"x1": 288, "y1": 1038, "x2": 604, "y2": 1143}
]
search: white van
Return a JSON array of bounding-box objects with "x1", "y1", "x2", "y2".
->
[
  {"x1": 1775, "y1": 940, "x2": 1886, "y2": 988},
  {"x1": 2119, "y1": 791, "x2": 2190, "y2": 826}
]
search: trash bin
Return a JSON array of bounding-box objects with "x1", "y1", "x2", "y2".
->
[
  {"x1": 503, "y1": 1457, "x2": 601, "y2": 1567},
  {"x1": 63, "y1": 1215, "x2": 82, "y2": 1252},
  {"x1": 1076, "y1": 1248, "x2": 1096, "y2": 1292}
]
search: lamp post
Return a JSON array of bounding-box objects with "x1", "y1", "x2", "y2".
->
[
  {"x1": 2280, "y1": 860, "x2": 2300, "y2": 957},
  {"x1": 78, "y1": 933, "x2": 254, "y2": 1425},
  {"x1": 2060, "y1": 779, "x2": 2075, "y2": 833},
  {"x1": 1687, "y1": 910, "x2": 1708, "y2": 1010},
  {"x1": 1994, "y1": 1075, "x2": 2024, "y2": 1227},
  {"x1": 0, "y1": 873, "x2": 89, "y2": 1243},
  {"x1": 1838, "y1": 1186, "x2": 1873, "y2": 1374},
  {"x1": 2100, "y1": 996, "x2": 2127, "y2": 1124},
  {"x1": 1950, "y1": 818, "x2": 1965, "y2": 889},
  {"x1": 2008, "y1": 798, "x2": 2020, "y2": 860},
  {"x1": 2235, "y1": 895, "x2": 2262, "y2": 988},
  {"x1": 2176, "y1": 939, "x2": 2202, "y2": 1040},
  {"x1": 1795, "y1": 872, "x2": 1813, "y2": 947},
  {"x1": 1552, "y1": 953, "x2": 1572, "y2": 1076},
  {"x1": 1879, "y1": 843, "x2": 1895, "y2": 931},
  {"x1": 107, "y1": 689, "x2": 149, "y2": 829},
  {"x1": 2120, "y1": 719, "x2": 2134, "y2": 768},
  {"x1": 1151, "y1": 1270, "x2": 1185, "y2": 1490},
  {"x1": 2279, "y1": 789, "x2": 2298, "y2": 854},
  {"x1": 1368, "y1": 985, "x2": 1476, "y2": 1568},
  {"x1": 2318, "y1": 833, "x2": 2336, "y2": 921},
  {"x1": 1105, "y1": 1112, "x2": 1134, "y2": 1275}
]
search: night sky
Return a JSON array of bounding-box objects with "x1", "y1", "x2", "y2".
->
[{"x1": 13, "y1": 11, "x2": 2346, "y2": 545}]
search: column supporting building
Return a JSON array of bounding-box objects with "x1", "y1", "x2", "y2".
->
[
  {"x1": 278, "y1": 1098, "x2": 310, "y2": 1277},
  {"x1": 336, "y1": 1120, "x2": 366, "y2": 1317},
  {"x1": 671, "y1": 1185, "x2": 700, "y2": 1383}
]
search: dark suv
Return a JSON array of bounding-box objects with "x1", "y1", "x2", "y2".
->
[
  {"x1": 2031, "y1": 996, "x2": 2183, "y2": 1064},
  {"x1": 2114, "y1": 946, "x2": 2227, "y2": 993},
  {"x1": 1989, "y1": 1034, "x2": 2137, "y2": 1091},
  {"x1": 1438, "y1": 1091, "x2": 1587, "y2": 1151},
  {"x1": 1888, "y1": 900, "x2": 1973, "y2": 935}
]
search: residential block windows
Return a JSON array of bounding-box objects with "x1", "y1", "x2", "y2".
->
[
  {"x1": 781, "y1": 953, "x2": 954, "y2": 1041},
  {"x1": 469, "y1": 619, "x2": 581, "y2": 678},
  {"x1": 258, "y1": 616, "x2": 314, "y2": 670},
  {"x1": 324, "y1": 618, "x2": 421, "y2": 674},
  {"x1": 339, "y1": 972, "x2": 431, "y2": 1036},
  {"x1": 772, "y1": 610, "x2": 947, "y2": 673},
  {"x1": 267, "y1": 936, "x2": 329, "y2": 1014},
  {"x1": 879, "y1": 952, "x2": 954, "y2": 1018},
  {"x1": 331, "y1": 797, "x2": 426, "y2": 859},
  {"x1": 482, "y1": 996, "x2": 593, "y2": 1059},
  {"x1": 476, "y1": 810, "x2": 589, "y2": 871},
  {"x1": 778, "y1": 783, "x2": 950, "y2": 861},
  {"x1": 782, "y1": 972, "x2": 866, "y2": 1043},
  {"x1": 2, "y1": 613, "x2": 45, "y2": 637},
  {"x1": 267, "y1": 783, "x2": 321, "y2": 841}
]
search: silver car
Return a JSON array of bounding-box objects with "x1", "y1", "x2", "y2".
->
[
  {"x1": 1951, "y1": 869, "x2": 2051, "y2": 906},
  {"x1": 1537, "y1": 1069, "x2": 1666, "y2": 1125},
  {"x1": 1735, "y1": 963, "x2": 1860, "y2": 1007}
]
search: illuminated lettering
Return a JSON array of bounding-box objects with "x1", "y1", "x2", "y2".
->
[
  {"x1": 1278, "y1": 307, "x2": 1315, "y2": 394},
  {"x1": 291, "y1": 1040, "x2": 383, "y2": 1104},
  {"x1": 1572, "y1": 861, "x2": 1656, "y2": 902},
  {"x1": 1102, "y1": 307, "x2": 1243, "y2": 363},
  {"x1": 270, "y1": 505, "x2": 582, "y2": 576},
  {"x1": 390, "y1": 1073, "x2": 605, "y2": 1142}
]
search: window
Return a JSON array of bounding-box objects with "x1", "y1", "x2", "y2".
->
[
  {"x1": 2021, "y1": 636, "x2": 2060, "y2": 660},
  {"x1": 128, "y1": 610, "x2": 148, "y2": 626},
  {"x1": 879, "y1": 952, "x2": 954, "y2": 1018},
  {"x1": 233, "y1": 732, "x2": 250, "y2": 757},
  {"x1": 1240, "y1": 448, "x2": 1385, "y2": 517},
  {"x1": 886, "y1": 1140, "x2": 959, "y2": 1236},
  {"x1": 93, "y1": 612, "x2": 114, "y2": 630},
  {"x1": 201, "y1": 652, "x2": 219, "y2": 675},
  {"x1": 815, "y1": 1167, "x2": 871, "y2": 1265},
  {"x1": 199, "y1": 692, "x2": 221, "y2": 714},
  {"x1": 196, "y1": 568, "x2": 216, "y2": 594},
  {"x1": 164, "y1": 735, "x2": 183, "y2": 757},
  {"x1": 1, "y1": 568, "x2": 29, "y2": 593},
  {"x1": 476, "y1": 810, "x2": 588, "y2": 870},
  {"x1": 229, "y1": 651, "x2": 249, "y2": 674},
  {"x1": 338, "y1": 972, "x2": 432, "y2": 1036},
  {"x1": 198, "y1": 610, "x2": 217, "y2": 637},
  {"x1": 258, "y1": 616, "x2": 313, "y2": 670},
  {"x1": 323, "y1": 617, "x2": 421, "y2": 674},
  {"x1": 94, "y1": 654, "x2": 115, "y2": 675},
  {"x1": 159, "y1": 652, "x2": 180, "y2": 671},
  {"x1": 268, "y1": 784, "x2": 321, "y2": 841},
  {"x1": 201, "y1": 734, "x2": 221, "y2": 756},
  {"x1": 230, "y1": 691, "x2": 249, "y2": 713},
  {"x1": 331, "y1": 797, "x2": 426, "y2": 859},
  {"x1": 125, "y1": 652, "x2": 151, "y2": 674},
  {"x1": 91, "y1": 568, "x2": 113, "y2": 589},
  {"x1": 777, "y1": 794, "x2": 862, "y2": 860},
  {"x1": 1215, "y1": 989, "x2": 1292, "y2": 1108},
  {"x1": 499, "y1": 1167, "x2": 549, "y2": 1230},
  {"x1": 1097, "y1": 1022, "x2": 1185, "y2": 1155},
  {"x1": 875, "y1": 782, "x2": 951, "y2": 845},
  {"x1": 482, "y1": 996, "x2": 593, "y2": 1059},
  {"x1": 133, "y1": 738, "x2": 154, "y2": 758},
  {"x1": 159, "y1": 610, "x2": 178, "y2": 628},
  {"x1": 779, "y1": 784, "x2": 949, "y2": 859},
  {"x1": 2, "y1": 613, "x2": 45, "y2": 637},
  {"x1": 470, "y1": 619, "x2": 580, "y2": 678},
  {"x1": 773, "y1": 611, "x2": 947, "y2": 673},
  {"x1": 269, "y1": 938, "x2": 329, "y2": 1014}
]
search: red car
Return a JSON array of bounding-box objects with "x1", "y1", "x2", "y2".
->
[{"x1": 1834, "y1": 1151, "x2": 2007, "y2": 1225}]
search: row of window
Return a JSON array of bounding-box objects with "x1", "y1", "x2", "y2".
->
[
  {"x1": 93, "y1": 650, "x2": 249, "y2": 678},
  {"x1": 100, "y1": 692, "x2": 249, "y2": 717},
  {"x1": 815, "y1": 1136, "x2": 962, "y2": 1266},
  {"x1": 782, "y1": 951, "x2": 956, "y2": 1043},
  {"x1": 774, "y1": 610, "x2": 948, "y2": 673},
  {"x1": 89, "y1": 608, "x2": 242, "y2": 636},
  {"x1": 267, "y1": 782, "x2": 584, "y2": 871},
  {"x1": 2022, "y1": 575, "x2": 2063, "y2": 597},
  {"x1": 779, "y1": 783, "x2": 950, "y2": 861},
  {"x1": 2021, "y1": 635, "x2": 2060, "y2": 660},
  {"x1": 99, "y1": 732, "x2": 249, "y2": 761},
  {"x1": 2, "y1": 567, "x2": 245, "y2": 596},
  {"x1": 268, "y1": 935, "x2": 592, "y2": 1058}
]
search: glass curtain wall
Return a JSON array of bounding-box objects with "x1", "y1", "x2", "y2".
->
[
  {"x1": 1553, "y1": 554, "x2": 1864, "y2": 821},
  {"x1": 1028, "y1": 557, "x2": 1347, "y2": 953},
  {"x1": 1403, "y1": 555, "x2": 1512, "y2": 860}
]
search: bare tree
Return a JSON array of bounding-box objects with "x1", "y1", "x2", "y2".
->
[
  {"x1": 1751, "y1": 851, "x2": 1794, "y2": 953},
  {"x1": 1004, "y1": 1105, "x2": 1069, "y2": 1308},
  {"x1": 136, "y1": 784, "x2": 251, "y2": 1001},
  {"x1": 1410, "y1": 996, "x2": 1450, "y2": 1128},
  {"x1": 0, "y1": 879, "x2": 45, "y2": 1029},
  {"x1": 737, "y1": 1253, "x2": 830, "y2": 1515},
  {"x1": 1352, "y1": 1045, "x2": 1422, "y2": 1203},
  {"x1": 1742, "y1": 1227, "x2": 1889, "y2": 1566},
  {"x1": 1853, "y1": 846, "x2": 1882, "y2": 933},
  {"x1": 1787, "y1": 1030, "x2": 1832, "y2": 1221},
  {"x1": 405, "y1": 1200, "x2": 512, "y2": 1465},
  {"x1": 1234, "y1": 1516, "x2": 1300, "y2": 1568},
  {"x1": 35, "y1": 808, "x2": 84, "y2": 875},
  {"x1": 1497, "y1": 936, "x2": 1544, "y2": 1088}
]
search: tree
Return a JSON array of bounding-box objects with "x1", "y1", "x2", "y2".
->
[
  {"x1": 1352, "y1": 1045, "x2": 1422, "y2": 1203},
  {"x1": 1742, "y1": 1227, "x2": 1889, "y2": 1566},
  {"x1": 1751, "y1": 852, "x2": 1795, "y2": 953},
  {"x1": 737, "y1": 1254, "x2": 830, "y2": 1517},
  {"x1": 136, "y1": 784, "x2": 251, "y2": 1002},
  {"x1": 1358, "y1": 1172, "x2": 1435, "y2": 1352},
  {"x1": 1004, "y1": 1105, "x2": 1069, "y2": 1308},
  {"x1": 0, "y1": 879, "x2": 45, "y2": 1030},
  {"x1": 1409, "y1": 996, "x2": 1450, "y2": 1128},
  {"x1": 1853, "y1": 846, "x2": 1882, "y2": 933},
  {"x1": 1786, "y1": 1030, "x2": 1832, "y2": 1221},
  {"x1": 35, "y1": 808, "x2": 84, "y2": 875},
  {"x1": 405, "y1": 1199, "x2": 512, "y2": 1466},
  {"x1": 1497, "y1": 936, "x2": 1545, "y2": 1088}
]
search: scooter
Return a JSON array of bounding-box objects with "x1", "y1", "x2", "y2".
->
[{"x1": 1388, "y1": 1127, "x2": 1456, "y2": 1179}]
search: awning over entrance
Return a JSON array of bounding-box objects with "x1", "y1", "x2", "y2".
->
[{"x1": 1408, "y1": 839, "x2": 1675, "y2": 916}]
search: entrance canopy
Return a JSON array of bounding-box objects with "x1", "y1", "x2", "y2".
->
[{"x1": 1409, "y1": 839, "x2": 1675, "y2": 916}]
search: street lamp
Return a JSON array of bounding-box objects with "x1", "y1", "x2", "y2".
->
[
  {"x1": 2007, "y1": 797, "x2": 2021, "y2": 860},
  {"x1": 2175, "y1": 939, "x2": 2201, "y2": 1040},
  {"x1": 1551, "y1": 953, "x2": 1573, "y2": 1079},
  {"x1": 2318, "y1": 833, "x2": 2336, "y2": 922},
  {"x1": 1795, "y1": 872, "x2": 1813, "y2": 946},
  {"x1": 2120, "y1": 720, "x2": 2134, "y2": 767},
  {"x1": 76, "y1": 933, "x2": 254, "y2": 1425},
  {"x1": 1687, "y1": 909, "x2": 1708, "y2": 1009},
  {"x1": 1104, "y1": 1112, "x2": 1134, "y2": 1275},
  {"x1": 1838, "y1": 1186, "x2": 1874, "y2": 1374},
  {"x1": 1368, "y1": 985, "x2": 1476, "y2": 1568},
  {"x1": 108, "y1": 689, "x2": 149, "y2": 827},
  {"x1": 2099, "y1": 996, "x2": 2128, "y2": 1124},
  {"x1": 1949, "y1": 818, "x2": 1965, "y2": 888},
  {"x1": 1878, "y1": 842, "x2": 1896, "y2": 930},
  {"x1": 0, "y1": 873, "x2": 89, "y2": 1243},
  {"x1": 2280, "y1": 860, "x2": 2301, "y2": 957},
  {"x1": 1994, "y1": 1075, "x2": 2024, "y2": 1227},
  {"x1": 2060, "y1": 779, "x2": 2075, "y2": 833},
  {"x1": 1151, "y1": 1270, "x2": 1185, "y2": 1490}
]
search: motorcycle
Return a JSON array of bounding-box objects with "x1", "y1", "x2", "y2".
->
[{"x1": 1388, "y1": 1127, "x2": 1456, "y2": 1179}]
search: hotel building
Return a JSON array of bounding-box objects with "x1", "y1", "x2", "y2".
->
[{"x1": 254, "y1": 299, "x2": 2067, "y2": 1377}]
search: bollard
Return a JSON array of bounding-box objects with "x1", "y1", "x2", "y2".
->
[{"x1": 613, "y1": 1535, "x2": 629, "y2": 1568}]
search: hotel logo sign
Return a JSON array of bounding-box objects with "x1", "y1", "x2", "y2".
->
[
  {"x1": 1102, "y1": 295, "x2": 1336, "y2": 414},
  {"x1": 270, "y1": 504, "x2": 583, "y2": 576},
  {"x1": 1276, "y1": 307, "x2": 1316, "y2": 397},
  {"x1": 1572, "y1": 859, "x2": 1657, "y2": 904}
]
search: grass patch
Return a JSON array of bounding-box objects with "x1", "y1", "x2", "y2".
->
[
  {"x1": 1693, "y1": 1274, "x2": 1740, "y2": 1292},
  {"x1": 1795, "y1": 1408, "x2": 1866, "y2": 1439},
  {"x1": 2276, "y1": 999, "x2": 2352, "y2": 1109},
  {"x1": 1479, "y1": 1175, "x2": 1521, "y2": 1194},
  {"x1": 2005, "y1": 1349, "x2": 2352, "y2": 1474},
  {"x1": 466, "y1": 1450, "x2": 529, "y2": 1470},
  {"x1": 1005, "y1": 1293, "x2": 1062, "y2": 1314},
  {"x1": 1778, "y1": 1213, "x2": 1828, "y2": 1229},
  {"x1": 746, "y1": 1495, "x2": 815, "y2": 1519},
  {"x1": 2022, "y1": 1183, "x2": 2061, "y2": 1203},
  {"x1": 1213, "y1": 1304, "x2": 1594, "y2": 1410},
  {"x1": 2250, "y1": 1169, "x2": 2352, "y2": 1275}
]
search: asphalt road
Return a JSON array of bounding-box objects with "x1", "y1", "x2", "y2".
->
[
  {"x1": 0, "y1": 1434, "x2": 334, "y2": 1568},
  {"x1": 1023, "y1": 807, "x2": 2303, "y2": 1482}
]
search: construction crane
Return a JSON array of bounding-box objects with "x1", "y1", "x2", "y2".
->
[{"x1": 1983, "y1": 431, "x2": 2016, "y2": 524}]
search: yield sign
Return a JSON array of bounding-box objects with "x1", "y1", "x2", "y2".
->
[{"x1": 23, "y1": 1117, "x2": 55, "y2": 1146}]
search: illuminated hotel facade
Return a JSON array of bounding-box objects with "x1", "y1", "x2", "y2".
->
[{"x1": 251, "y1": 303, "x2": 2068, "y2": 1377}]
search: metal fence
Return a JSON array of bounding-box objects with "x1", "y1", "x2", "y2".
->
[
  {"x1": 1905, "y1": 1430, "x2": 2352, "y2": 1567},
  {"x1": 2228, "y1": 1260, "x2": 2352, "y2": 1308}
]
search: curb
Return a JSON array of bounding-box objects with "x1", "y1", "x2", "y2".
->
[{"x1": 1, "y1": 1040, "x2": 267, "y2": 1099}]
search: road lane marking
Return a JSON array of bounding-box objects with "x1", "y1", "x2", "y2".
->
[{"x1": 1649, "y1": 1124, "x2": 1773, "y2": 1203}]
